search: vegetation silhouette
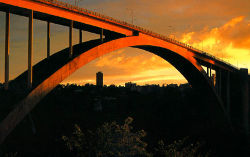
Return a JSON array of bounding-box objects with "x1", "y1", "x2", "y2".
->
[
  {"x1": 62, "y1": 117, "x2": 209, "y2": 157},
  {"x1": 0, "y1": 83, "x2": 249, "y2": 156}
]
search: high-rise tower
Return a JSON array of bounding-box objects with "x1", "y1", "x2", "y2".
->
[{"x1": 96, "y1": 72, "x2": 103, "y2": 87}]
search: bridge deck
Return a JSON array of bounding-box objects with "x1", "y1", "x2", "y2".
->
[{"x1": 0, "y1": 0, "x2": 238, "y2": 71}]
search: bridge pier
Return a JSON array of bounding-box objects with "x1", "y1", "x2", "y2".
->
[
  {"x1": 219, "y1": 70, "x2": 231, "y2": 114},
  {"x1": 210, "y1": 67, "x2": 212, "y2": 77},
  {"x1": 100, "y1": 28, "x2": 103, "y2": 42},
  {"x1": 207, "y1": 67, "x2": 209, "y2": 77},
  {"x1": 69, "y1": 20, "x2": 73, "y2": 58},
  {"x1": 207, "y1": 66, "x2": 212, "y2": 78},
  {"x1": 249, "y1": 74, "x2": 250, "y2": 129},
  {"x1": 216, "y1": 69, "x2": 222, "y2": 96},
  {"x1": 229, "y1": 68, "x2": 249, "y2": 137},
  {"x1": 216, "y1": 68, "x2": 249, "y2": 138},
  {"x1": 28, "y1": 10, "x2": 33, "y2": 89},
  {"x1": 226, "y1": 71, "x2": 230, "y2": 113},
  {"x1": 211, "y1": 74, "x2": 216, "y2": 86},
  {"x1": 4, "y1": 12, "x2": 10, "y2": 90},
  {"x1": 47, "y1": 21, "x2": 50, "y2": 59},
  {"x1": 79, "y1": 29, "x2": 82, "y2": 44}
]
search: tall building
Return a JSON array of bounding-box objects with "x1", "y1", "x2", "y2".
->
[{"x1": 96, "y1": 72, "x2": 103, "y2": 87}]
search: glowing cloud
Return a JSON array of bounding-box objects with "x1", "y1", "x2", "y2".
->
[{"x1": 180, "y1": 16, "x2": 250, "y2": 69}]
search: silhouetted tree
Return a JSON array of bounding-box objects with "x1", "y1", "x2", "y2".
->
[
  {"x1": 154, "y1": 137, "x2": 210, "y2": 157},
  {"x1": 62, "y1": 117, "x2": 152, "y2": 157}
]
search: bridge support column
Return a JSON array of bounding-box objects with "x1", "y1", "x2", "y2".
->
[
  {"x1": 216, "y1": 69, "x2": 222, "y2": 96},
  {"x1": 79, "y1": 29, "x2": 82, "y2": 44},
  {"x1": 207, "y1": 66, "x2": 212, "y2": 78},
  {"x1": 249, "y1": 74, "x2": 250, "y2": 114},
  {"x1": 4, "y1": 12, "x2": 10, "y2": 90},
  {"x1": 69, "y1": 21, "x2": 73, "y2": 58},
  {"x1": 230, "y1": 68, "x2": 248, "y2": 137},
  {"x1": 249, "y1": 75, "x2": 250, "y2": 127},
  {"x1": 210, "y1": 66, "x2": 212, "y2": 78},
  {"x1": 100, "y1": 28, "x2": 103, "y2": 43},
  {"x1": 47, "y1": 21, "x2": 50, "y2": 59},
  {"x1": 226, "y1": 71, "x2": 230, "y2": 113},
  {"x1": 28, "y1": 10, "x2": 33, "y2": 89},
  {"x1": 220, "y1": 70, "x2": 231, "y2": 114},
  {"x1": 207, "y1": 67, "x2": 209, "y2": 77}
]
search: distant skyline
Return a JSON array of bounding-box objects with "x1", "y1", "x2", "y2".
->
[{"x1": 0, "y1": 0, "x2": 249, "y2": 85}]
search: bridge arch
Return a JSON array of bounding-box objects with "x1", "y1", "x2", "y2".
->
[{"x1": 0, "y1": 35, "x2": 229, "y2": 144}]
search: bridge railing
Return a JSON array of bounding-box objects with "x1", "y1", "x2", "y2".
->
[{"x1": 30, "y1": 0, "x2": 237, "y2": 69}]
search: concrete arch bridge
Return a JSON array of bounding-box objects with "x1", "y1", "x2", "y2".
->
[{"x1": 0, "y1": 0, "x2": 249, "y2": 144}]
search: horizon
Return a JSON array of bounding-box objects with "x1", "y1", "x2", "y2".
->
[{"x1": 60, "y1": 80, "x2": 188, "y2": 87}]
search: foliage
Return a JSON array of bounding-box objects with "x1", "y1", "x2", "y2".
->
[
  {"x1": 62, "y1": 117, "x2": 152, "y2": 157},
  {"x1": 154, "y1": 137, "x2": 210, "y2": 157},
  {"x1": 3, "y1": 152, "x2": 18, "y2": 157}
]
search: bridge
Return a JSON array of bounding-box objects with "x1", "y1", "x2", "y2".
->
[{"x1": 0, "y1": 0, "x2": 249, "y2": 144}]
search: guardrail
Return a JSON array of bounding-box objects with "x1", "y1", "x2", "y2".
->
[{"x1": 31, "y1": 0, "x2": 237, "y2": 70}]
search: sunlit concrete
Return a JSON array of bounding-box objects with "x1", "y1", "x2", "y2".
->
[{"x1": 0, "y1": 0, "x2": 133, "y2": 36}]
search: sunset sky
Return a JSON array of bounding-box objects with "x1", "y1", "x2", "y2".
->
[{"x1": 0, "y1": 0, "x2": 249, "y2": 86}]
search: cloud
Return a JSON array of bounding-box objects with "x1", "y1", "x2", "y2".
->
[
  {"x1": 94, "y1": 48, "x2": 172, "y2": 75},
  {"x1": 65, "y1": 14, "x2": 250, "y2": 85},
  {"x1": 63, "y1": 47, "x2": 186, "y2": 85},
  {"x1": 80, "y1": 0, "x2": 249, "y2": 34},
  {"x1": 63, "y1": 67, "x2": 185, "y2": 86},
  {"x1": 180, "y1": 16, "x2": 250, "y2": 68}
]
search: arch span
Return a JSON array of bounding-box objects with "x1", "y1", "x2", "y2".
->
[{"x1": 0, "y1": 35, "x2": 229, "y2": 144}]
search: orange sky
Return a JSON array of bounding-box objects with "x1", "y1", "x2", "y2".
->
[{"x1": 0, "y1": 0, "x2": 249, "y2": 86}]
